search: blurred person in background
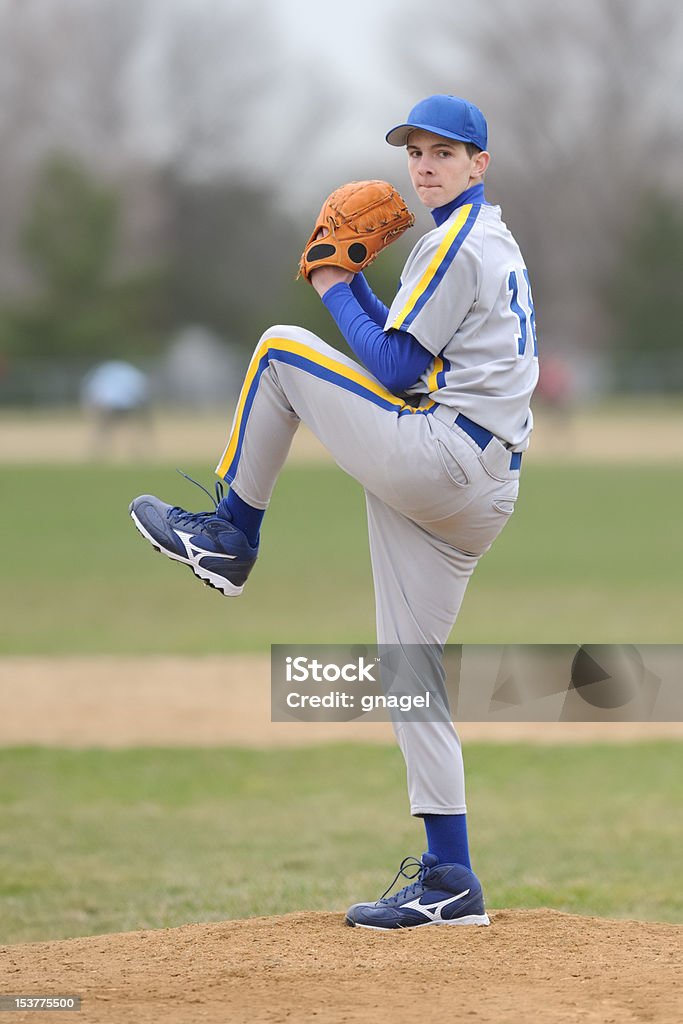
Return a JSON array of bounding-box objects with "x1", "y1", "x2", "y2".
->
[{"x1": 80, "y1": 359, "x2": 151, "y2": 459}]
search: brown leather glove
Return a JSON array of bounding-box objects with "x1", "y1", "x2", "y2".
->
[{"x1": 298, "y1": 179, "x2": 415, "y2": 282}]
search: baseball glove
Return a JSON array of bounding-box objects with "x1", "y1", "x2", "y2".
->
[{"x1": 298, "y1": 179, "x2": 415, "y2": 282}]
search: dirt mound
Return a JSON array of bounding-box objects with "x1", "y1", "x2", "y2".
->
[
  {"x1": 2, "y1": 909, "x2": 680, "y2": 1023},
  {"x1": 3, "y1": 656, "x2": 682, "y2": 747}
]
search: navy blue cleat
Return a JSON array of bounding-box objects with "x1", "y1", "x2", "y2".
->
[
  {"x1": 129, "y1": 483, "x2": 258, "y2": 597},
  {"x1": 345, "y1": 853, "x2": 490, "y2": 930}
]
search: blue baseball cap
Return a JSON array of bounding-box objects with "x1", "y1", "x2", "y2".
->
[{"x1": 386, "y1": 94, "x2": 488, "y2": 151}]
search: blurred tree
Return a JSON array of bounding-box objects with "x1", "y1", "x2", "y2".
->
[
  {"x1": 22, "y1": 157, "x2": 119, "y2": 297},
  {"x1": 158, "y1": 0, "x2": 273, "y2": 180},
  {"x1": 606, "y1": 193, "x2": 683, "y2": 390},
  {"x1": 0, "y1": 0, "x2": 282, "y2": 297},
  {"x1": 0, "y1": 0, "x2": 276, "y2": 175},
  {"x1": 394, "y1": 0, "x2": 683, "y2": 357},
  {"x1": 160, "y1": 175, "x2": 301, "y2": 350},
  {"x1": 0, "y1": 154, "x2": 166, "y2": 357},
  {"x1": 0, "y1": 0, "x2": 148, "y2": 294}
]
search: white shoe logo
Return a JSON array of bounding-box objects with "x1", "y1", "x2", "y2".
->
[
  {"x1": 401, "y1": 888, "x2": 470, "y2": 922},
  {"x1": 176, "y1": 529, "x2": 237, "y2": 566}
]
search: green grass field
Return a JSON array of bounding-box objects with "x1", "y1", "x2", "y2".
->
[
  {"x1": 0, "y1": 742, "x2": 680, "y2": 942},
  {"x1": 1, "y1": 459, "x2": 681, "y2": 944},
  {"x1": 1, "y1": 460, "x2": 682, "y2": 653}
]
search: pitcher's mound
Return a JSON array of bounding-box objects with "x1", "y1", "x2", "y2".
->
[{"x1": 2, "y1": 909, "x2": 680, "y2": 1023}]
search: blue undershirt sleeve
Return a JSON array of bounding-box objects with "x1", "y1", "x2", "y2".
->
[
  {"x1": 322, "y1": 282, "x2": 432, "y2": 394},
  {"x1": 349, "y1": 273, "x2": 390, "y2": 326}
]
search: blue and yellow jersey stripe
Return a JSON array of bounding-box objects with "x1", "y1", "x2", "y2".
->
[
  {"x1": 390, "y1": 203, "x2": 481, "y2": 331},
  {"x1": 216, "y1": 337, "x2": 437, "y2": 482},
  {"x1": 425, "y1": 355, "x2": 450, "y2": 394}
]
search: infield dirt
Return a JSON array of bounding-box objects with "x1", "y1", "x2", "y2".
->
[
  {"x1": 2, "y1": 404, "x2": 682, "y2": 465},
  {"x1": 2, "y1": 908, "x2": 681, "y2": 1024},
  {"x1": 2, "y1": 655, "x2": 681, "y2": 747}
]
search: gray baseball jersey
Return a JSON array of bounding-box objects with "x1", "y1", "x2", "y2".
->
[{"x1": 387, "y1": 202, "x2": 538, "y2": 449}]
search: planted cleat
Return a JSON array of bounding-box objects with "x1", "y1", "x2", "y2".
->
[{"x1": 345, "y1": 853, "x2": 490, "y2": 930}]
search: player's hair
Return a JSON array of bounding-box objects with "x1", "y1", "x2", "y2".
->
[{"x1": 464, "y1": 142, "x2": 483, "y2": 158}]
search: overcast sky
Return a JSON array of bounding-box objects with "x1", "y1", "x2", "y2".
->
[
  {"x1": 268, "y1": 0, "x2": 429, "y2": 190},
  {"x1": 131, "y1": 0, "x2": 474, "y2": 190},
  {"x1": 119, "y1": 0, "x2": 427, "y2": 197}
]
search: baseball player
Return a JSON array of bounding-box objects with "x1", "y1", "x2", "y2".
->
[{"x1": 130, "y1": 95, "x2": 539, "y2": 929}]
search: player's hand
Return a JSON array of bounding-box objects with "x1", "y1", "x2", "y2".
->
[{"x1": 310, "y1": 265, "x2": 354, "y2": 297}]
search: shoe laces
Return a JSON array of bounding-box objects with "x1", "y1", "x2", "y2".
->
[
  {"x1": 170, "y1": 470, "x2": 226, "y2": 527},
  {"x1": 378, "y1": 855, "x2": 428, "y2": 903}
]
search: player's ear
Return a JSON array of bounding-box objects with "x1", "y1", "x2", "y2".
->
[{"x1": 473, "y1": 150, "x2": 490, "y2": 177}]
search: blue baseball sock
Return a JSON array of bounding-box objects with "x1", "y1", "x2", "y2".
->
[
  {"x1": 423, "y1": 813, "x2": 471, "y2": 868},
  {"x1": 219, "y1": 490, "x2": 264, "y2": 548}
]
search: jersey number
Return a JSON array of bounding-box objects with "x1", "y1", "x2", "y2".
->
[{"x1": 508, "y1": 269, "x2": 537, "y2": 357}]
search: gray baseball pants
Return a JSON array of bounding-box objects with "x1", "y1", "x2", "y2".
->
[{"x1": 216, "y1": 325, "x2": 520, "y2": 815}]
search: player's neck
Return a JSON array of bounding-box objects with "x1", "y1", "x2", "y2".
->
[{"x1": 431, "y1": 183, "x2": 486, "y2": 227}]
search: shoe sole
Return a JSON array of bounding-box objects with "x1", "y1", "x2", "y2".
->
[
  {"x1": 130, "y1": 509, "x2": 244, "y2": 597},
  {"x1": 345, "y1": 913, "x2": 490, "y2": 930}
]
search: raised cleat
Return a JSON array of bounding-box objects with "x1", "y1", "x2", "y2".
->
[{"x1": 129, "y1": 486, "x2": 258, "y2": 597}]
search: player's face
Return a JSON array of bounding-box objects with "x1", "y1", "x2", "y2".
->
[{"x1": 406, "y1": 131, "x2": 489, "y2": 208}]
